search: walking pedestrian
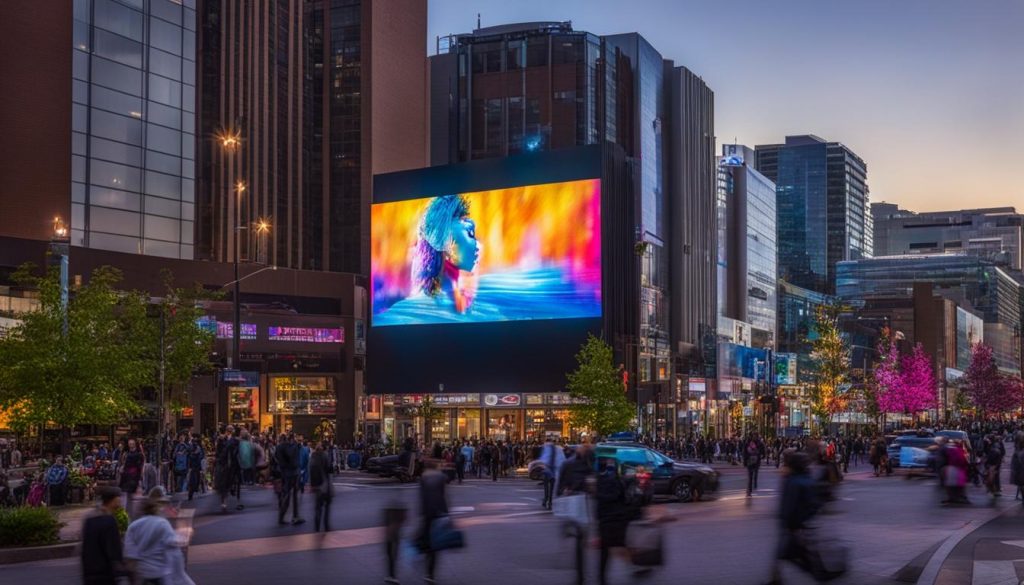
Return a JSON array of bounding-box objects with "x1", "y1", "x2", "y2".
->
[
  {"x1": 124, "y1": 486, "x2": 193, "y2": 585},
  {"x1": 82, "y1": 487, "x2": 127, "y2": 585},
  {"x1": 186, "y1": 435, "x2": 204, "y2": 501},
  {"x1": 744, "y1": 433, "x2": 764, "y2": 497},
  {"x1": 539, "y1": 437, "x2": 565, "y2": 510},
  {"x1": 309, "y1": 441, "x2": 333, "y2": 532},
  {"x1": 238, "y1": 430, "x2": 255, "y2": 486},
  {"x1": 767, "y1": 450, "x2": 820, "y2": 585},
  {"x1": 595, "y1": 457, "x2": 630, "y2": 585},
  {"x1": 383, "y1": 501, "x2": 408, "y2": 585},
  {"x1": 454, "y1": 442, "x2": 467, "y2": 484},
  {"x1": 417, "y1": 459, "x2": 450, "y2": 584},
  {"x1": 119, "y1": 439, "x2": 145, "y2": 517},
  {"x1": 276, "y1": 433, "x2": 304, "y2": 525},
  {"x1": 558, "y1": 443, "x2": 595, "y2": 585},
  {"x1": 213, "y1": 426, "x2": 239, "y2": 513}
]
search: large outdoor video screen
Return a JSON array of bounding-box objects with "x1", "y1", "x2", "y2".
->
[{"x1": 371, "y1": 178, "x2": 602, "y2": 327}]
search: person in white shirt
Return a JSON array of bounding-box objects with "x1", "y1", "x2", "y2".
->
[{"x1": 124, "y1": 486, "x2": 193, "y2": 585}]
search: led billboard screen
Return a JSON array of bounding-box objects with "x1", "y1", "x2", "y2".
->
[
  {"x1": 369, "y1": 146, "x2": 605, "y2": 395},
  {"x1": 371, "y1": 179, "x2": 601, "y2": 327}
]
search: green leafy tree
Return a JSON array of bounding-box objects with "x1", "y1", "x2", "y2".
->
[
  {"x1": 808, "y1": 304, "x2": 850, "y2": 430},
  {"x1": 567, "y1": 334, "x2": 634, "y2": 437},
  {"x1": 0, "y1": 264, "x2": 151, "y2": 451},
  {"x1": 149, "y1": 270, "x2": 216, "y2": 421}
]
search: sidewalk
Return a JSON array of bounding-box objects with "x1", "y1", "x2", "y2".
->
[{"x1": 930, "y1": 501, "x2": 1024, "y2": 585}]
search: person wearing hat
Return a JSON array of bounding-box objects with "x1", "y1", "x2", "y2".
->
[
  {"x1": 82, "y1": 486, "x2": 127, "y2": 585},
  {"x1": 124, "y1": 487, "x2": 193, "y2": 585}
]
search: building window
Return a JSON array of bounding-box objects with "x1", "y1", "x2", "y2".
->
[{"x1": 269, "y1": 376, "x2": 336, "y2": 415}]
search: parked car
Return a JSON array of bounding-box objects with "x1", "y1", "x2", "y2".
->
[{"x1": 593, "y1": 443, "x2": 718, "y2": 503}]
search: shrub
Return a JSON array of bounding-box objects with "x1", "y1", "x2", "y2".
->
[
  {"x1": 0, "y1": 507, "x2": 63, "y2": 547},
  {"x1": 114, "y1": 507, "x2": 129, "y2": 535}
]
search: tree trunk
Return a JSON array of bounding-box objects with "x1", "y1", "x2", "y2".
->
[{"x1": 61, "y1": 425, "x2": 70, "y2": 457}]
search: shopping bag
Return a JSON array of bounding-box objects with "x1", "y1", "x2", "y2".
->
[
  {"x1": 801, "y1": 531, "x2": 848, "y2": 581},
  {"x1": 429, "y1": 516, "x2": 465, "y2": 551},
  {"x1": 552, "y1": 494, "x2": 589, "y2": 527},
  {"x1": 625, "y1": 520, "x2": 663, "y2": 567}
]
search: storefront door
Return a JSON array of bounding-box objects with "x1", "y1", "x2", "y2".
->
[{"x1": 487, "y1": 411, "x2": 520, "y2": 441}]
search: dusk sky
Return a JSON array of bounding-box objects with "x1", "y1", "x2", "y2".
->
[{"x1": 428, "y1": 0, "x2": 1024, "y2": 213}]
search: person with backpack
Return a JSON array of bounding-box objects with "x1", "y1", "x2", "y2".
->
[
  {"x1": 172, "y1": 435, "x2": 190, "y2": 493},
  {"x1": 743, "y1": 433, "x2": 764, "y2": 497},
  {"x1": 238, "y1": 430, "x2": 255, "y2": 486}
]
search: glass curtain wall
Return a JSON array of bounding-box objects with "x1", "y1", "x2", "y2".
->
[{"x1": 72, "y1": 0, "x2": 197, "y2": 258}]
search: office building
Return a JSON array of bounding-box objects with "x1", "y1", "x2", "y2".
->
[
  {"x1": 197, "y1": 0, "x2": 427, "y2": 274},
  {"x1": 422, "y1": 22, "x2": 716, "y2": 437},
  {"x1": 756, "y1": 135, "x2": 871, "y2": 294},
  {"x1": 716, "y1": 144, "x2": 777, "y2": 348},
  {"x1": 837, "y1": 254, "x2": 1023, "y2": 375},
  {"x1": 871, "y1": 204, "x2": 1023, "y2": 270}
]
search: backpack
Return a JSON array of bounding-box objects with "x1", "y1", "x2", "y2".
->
[{"x1": 174, "y1": 446, "x2": 188, "y2": 472}]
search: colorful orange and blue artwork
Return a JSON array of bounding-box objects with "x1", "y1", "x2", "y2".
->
[{"x1": 371, "y1": 178, "x2": 602, "y2": 326}]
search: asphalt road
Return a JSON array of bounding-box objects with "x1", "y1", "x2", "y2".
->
[{"x1": 8, "y1": 459, "x2": 1024, "y2": 585}]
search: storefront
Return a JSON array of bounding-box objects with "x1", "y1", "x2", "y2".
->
[
  {"x1": 223, "y1": 371, "x2": 260, "y2": 428},
  {"x1": 369, "y1": 392, "x2": 587, "y2": 443},
  {"x1": 268, "y1": 375, "x2": 337, "y2": 435}
]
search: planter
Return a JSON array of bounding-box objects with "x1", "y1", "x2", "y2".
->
[{"x1": 0, "y1": 542, "x2": 78, "y2": 565}]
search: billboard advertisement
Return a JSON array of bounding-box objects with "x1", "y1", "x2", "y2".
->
[
  {"x1": 774, "y1": 352, "x2": 798, "y2": 385},
  {"x1": 368, "y1": 147, "x2": 605, "y2": 395},
  {"x1": 371, "y1": 178, "x2": 601, "y2": 327}
]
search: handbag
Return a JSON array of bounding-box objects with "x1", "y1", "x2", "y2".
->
[
  {"x1": 625, "y1": 520, "x2": 663, "y2": 567},
  {"x1": 552, "y1": 494, "x2": 589, "y2": 527},
  {"x1": 428, "y1": 516, "x2": 465, "y2": 551}
]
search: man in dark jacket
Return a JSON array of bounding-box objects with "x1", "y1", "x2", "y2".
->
[
  {"x1": 276, "y1": 433, "x2": 303, "y2": 525},
  {"x1": 81, "y1": 487, "x2": 126, "y2": 585}
]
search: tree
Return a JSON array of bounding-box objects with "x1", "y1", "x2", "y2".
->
[
  {"x1": 808, "y1": 304, "x2": 850, "y2": 428},
  {"x1": 567, "y1": 334, "x2": 634, "y2": 437},
  {"x1": 895, "y1": 344, "x2": 939, "y2": 415},
  {"x1": 149, "y1": 270, "x2": 216, "y2": 422},
  {"x1": 962, "y1": 343, "x2": 1022, "y2": 418},
  {"x1": 0, "y1": 264, "x2": 151, "y2": 450}
]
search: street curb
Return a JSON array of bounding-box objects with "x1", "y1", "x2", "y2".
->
[
  {"x1": 915, "y1": 517, "x2": 992, "y2": 585},
  {"x1": 0, "y1": 542, "x2": 78, "y2": 565}
]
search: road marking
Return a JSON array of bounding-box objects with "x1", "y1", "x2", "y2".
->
[
  {"x1": 971, "y1": 560, "x2": 1018, "y2": 585},
  {"x1": 917, "y1": 519, "x2": 992, "y2": 585}
]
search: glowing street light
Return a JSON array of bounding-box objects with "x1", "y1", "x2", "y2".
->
[
  {"x1": 255, "y1": 218, "x2": 271, "y2": 234},
  {"x1": 217, "y1": 128, "x2": 241, "y2": 150},
  {"x1": 235, "y1": 180, "x2": 246, "y2": 193},
  {"x1": 52, "y1": 216, "x2": 67, "y2": 240}
]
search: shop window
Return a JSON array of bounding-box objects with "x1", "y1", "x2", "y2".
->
[
  {"x1": 228, "y1": 386, "x2": 258, "y2": 426},
  {"x1": 270, "y1": 376, "x2": 336, "y2": 415}
]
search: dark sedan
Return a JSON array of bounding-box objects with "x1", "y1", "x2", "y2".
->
[{"x1": 594, "y1": 443, "x2": 719, "y2": 503}]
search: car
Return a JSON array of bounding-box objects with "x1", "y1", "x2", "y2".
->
[
  {"x1": 593, "y1": 443, "x2": 719, "y2": 503},
  {"x1": 364, "y1": 452, "x2": 457, "y2": 483},
  {"x1": 887, "y1": 435, "x2": 938, "y2": 469}
]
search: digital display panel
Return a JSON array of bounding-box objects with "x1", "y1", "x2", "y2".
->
[
  {"x1": 371, "y1": 178, "x2": 601, "y2": 327},
  {"x1": 268, "y1": 326, "x2": 344, "y2": 343}
]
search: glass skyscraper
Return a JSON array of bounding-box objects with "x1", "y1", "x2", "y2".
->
[
  {"x1": 756, "y1": 135, "x2": 870, "y2": 294},
  {"x1": 72, "y1": 0, "x2": 197, "y2": 258},
  {"x1": 717, "y1": 144, "x2": 777, "y2": 348}
]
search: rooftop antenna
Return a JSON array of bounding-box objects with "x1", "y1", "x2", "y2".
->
[{"x1": 477, "y1": 13, "x2": 481, "y2": 30}]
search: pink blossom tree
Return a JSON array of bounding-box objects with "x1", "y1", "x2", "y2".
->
[
  {"x1": 961, "y1": 343, "x2": 1019, "y2": 418},
  {"x1": 896, "y1": 343, "x2": 939, "y2": 415},
  {"x1": 874, "y1": 337, "x2": 937, "y2": 417}
]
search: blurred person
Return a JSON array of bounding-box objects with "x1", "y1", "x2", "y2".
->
[
  {"x1": 213, "y1": 426, "x2": 238, "y2": 513},
  {"x1": 595, "y1": 457, "x2": 630, "y2": 585},
  {"x1": 82, "y1": 486, "x2": 127, "y2": 585},
  {"x1": 454, "y1": 441, "x2": 467, "y2": 484},
  {"x1": 124, "y1": 486, "x2": 193, "y2": 585},
  {"x1": 766, "y1": 450, "x2": 820, "y2": 585},
  {"x1": 185, "y1": 435, "x2": 204, "y2": 501},
  {"x1": 308, "y1": 441, "x2": 333, "y2": 532},
  {"x1": 418, "y1": 458, "x2": 451, "y2": 584},
  {"x1": 238, "y1": 430, "x2": 255, "y2": 486},
  {"x1": 276, "y1": 433, "x2": 303, "y2": 525},
  {"x1": 539, "y1": 437, "x2": 566, "y2": 510},
  {"x1": 939, "y1": 438, "x2": 969, "y2": 505},
  {"x1": 744, "y1": 433, "x2": 765, "y2": 497},
  {"x1": 383, "y1": 500, "x2": 408, "y2": 584},
  {"x1": 298, "y1": 438, "x2": 312, "y2": 497},
  {"x1": 1011, "y1": 433, "x2": 1024, "y2": 504},
  {"x1": 558, "y1": 443, "x2": 595, "y2": 585},
  {"x1": 120, "y1": 439, "x2": 145, "y2": 517},
  {"x1": 171, "y1": 435, "x2": 190, "y2": 493}
]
